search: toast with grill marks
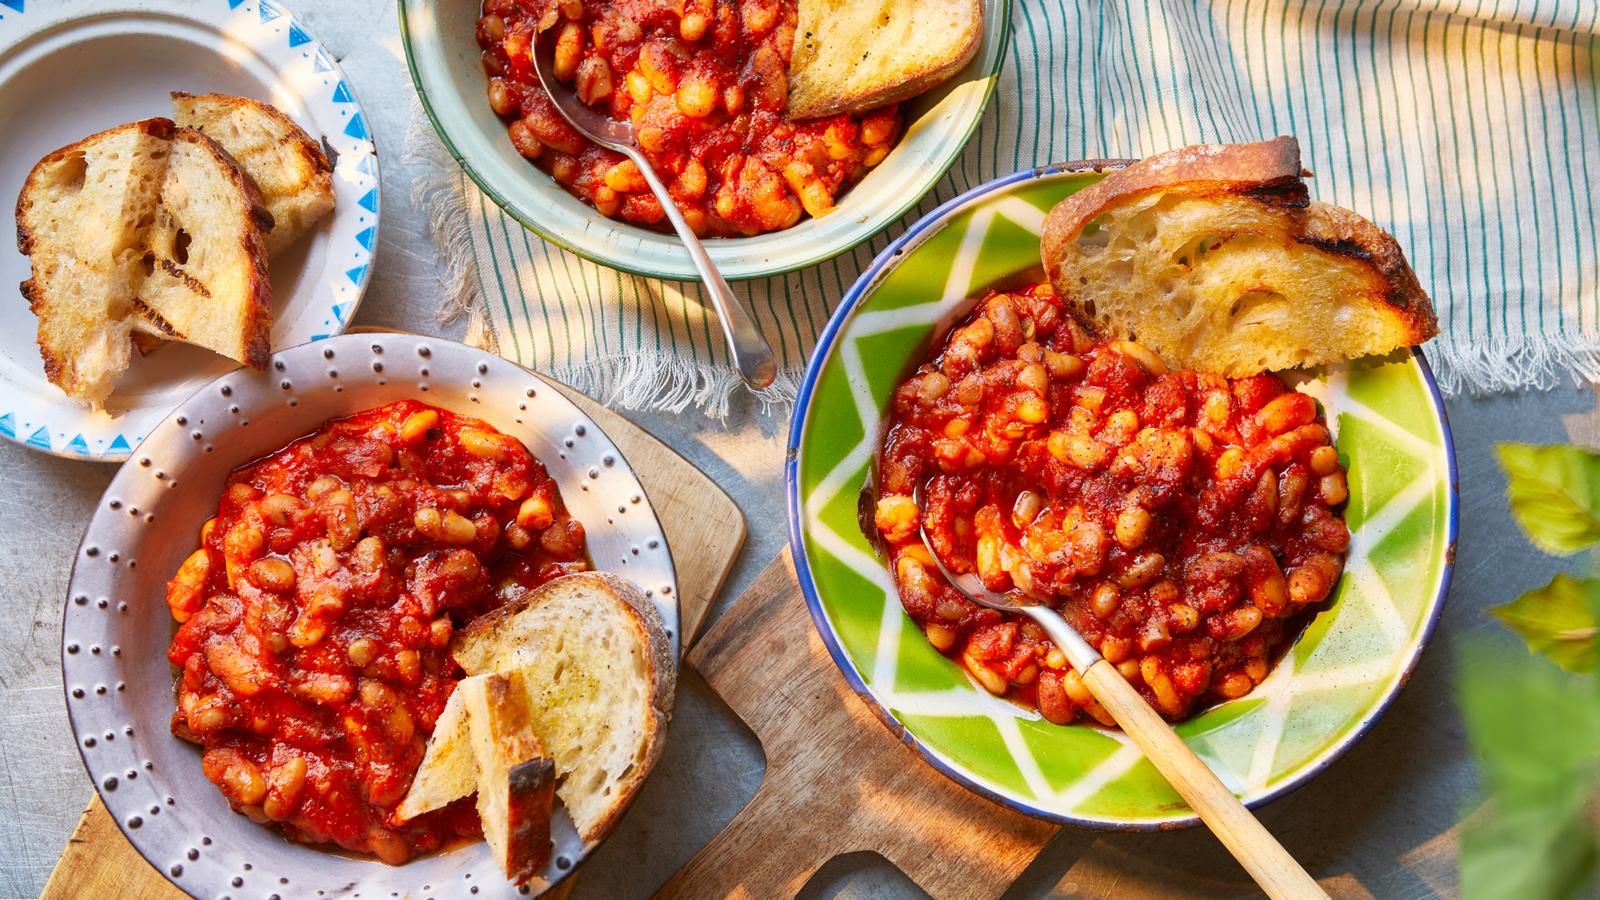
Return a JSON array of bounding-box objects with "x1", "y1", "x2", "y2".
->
[
  {"x1": 15, "y1": 118, "x2": 174, "y2": 407},
  {"x1": 1040, "y1": 137, "x2": 1438, "y2": 376},
  {"x1": 787, "y1": 0, "x2": 982, "y2": 119},
  {"x1": 128, "y1": 126, "x2": 274, "y2": 369},
  {"x1": 453, "y1": 572, "x2": 673, "y2": 844},
  {"x1": 396, "y1": 572, "x2": 673, "y2": 876},
  {"x1": 171, "y1": 92, "x2": 333, "y2": 256},
  {"x1": 462, "y1": 671, "x2": 557, "y2": 887}
]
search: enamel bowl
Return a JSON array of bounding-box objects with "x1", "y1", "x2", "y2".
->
[
  {"x1": 786, "y1": 164, "x2": 1459, "y2": 828},
  {"x1": 397, "y1": 0, "x2": 1011, "y2": 280},
  {"x1": 62, "y1": 333, "x2": 679, "y2": 896}
]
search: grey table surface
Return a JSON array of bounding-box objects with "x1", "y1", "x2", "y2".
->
[{"x1": 0, "y1": 3, "x2": 1575, "y2": 897}]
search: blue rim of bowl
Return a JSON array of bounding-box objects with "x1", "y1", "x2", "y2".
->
[
  {"x1": 394, "y1": 0, "x2": 1013, "y2": 282},
  {"x1": 784, "y1": 162, "x2": 1461, "y2": 830}
]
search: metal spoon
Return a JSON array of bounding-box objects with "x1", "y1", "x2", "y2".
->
[
  {"x1": 905, "y1": 479, "x2": 1328, "y2": 900},
  {"x1": 530, "y1": 32, "x2": 777, "y2": 389}
]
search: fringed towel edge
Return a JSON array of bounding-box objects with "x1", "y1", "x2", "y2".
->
[{"x1": 1429, "y1": 332, "x2": 1600, "y2": 396}]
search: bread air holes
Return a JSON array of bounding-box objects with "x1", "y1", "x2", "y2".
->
[
  {"x1": 174, "y1": 229, "x2": 192, "y2": 265},
  {"x1": 1076, "y1": 217, "x2": 1110, "y2": 253},
  {"x1": 53, "y1": 153, "x2": 89, "y2": 192},
  {"x1": 1174, "y1": 233, "x2": 1221, "y2": 267},
  {"x1": 1227, "y1": 290, "x2": 1291, "y2": 330}
]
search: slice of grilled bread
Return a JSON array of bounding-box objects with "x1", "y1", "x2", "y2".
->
[
  {"x1": 1040, "y1": 137, "x2": 1438, "y2": 376},
  {"x1": 130, "y1": 94, "x2": 332, "y2": 357},
  {"x1": 452, "y1": 572, "x2": 673, "y2": 844},
  {"x1": 462, "y1": 671, "x2": 557, "y2": 887},
  {"x1": 171, "y1": 92, "x2": 334, "y2": 256},
  {"x1": 787, "y1": 0, "x2": 982, "y2": 119},
  {"x1": 130, "y1": 127, "x2": 274, "y2": 369},
  {"x1": 15, "y1": 119, "x2": 174, "y2": 407},
  {"x1": 395, "y1": 683, "x2": 475, "y2": 822}
]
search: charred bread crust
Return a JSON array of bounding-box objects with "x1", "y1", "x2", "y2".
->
[
  {"x1": 1040, "y1": 136, "x2": 1438, "y2": 345},
  {"x1": 787, "y1": 18, "x2": 982, "y2": 119},
  {"x1": 173, "y1": 126, "x2": 275, "y2": 369},
  {"x1": 504, "y1": 755, "x2": 556, "y2": 884},
  {"x1": 1298, "y1": 203, "x2": 1440, "y2": 343},
  {"x1": 19, "y1": 278, "x2": 62, "y2": 384},
  {"x1": 453, "y1": 571, "x2": 676, "y2": 844}
]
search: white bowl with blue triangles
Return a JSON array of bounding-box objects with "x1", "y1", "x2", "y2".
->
[{"x1": 0, "y1": 0, "x2": 379, "y2": 461}]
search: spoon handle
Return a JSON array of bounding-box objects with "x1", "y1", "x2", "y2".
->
[
  {"x1": 630, "y1": 152, "x2": 777, "y2": 389},
  {"x1": 1019, "y1": 609, "x2": 1324, "y2": 900}
]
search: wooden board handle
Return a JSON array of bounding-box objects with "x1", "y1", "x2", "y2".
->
[{"x1": 1080, "y1": 660, "x2": 1329, "y2": 900}]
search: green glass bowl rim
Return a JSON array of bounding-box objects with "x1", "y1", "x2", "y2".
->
[{"x1": 394, "y1": 0, "x2": 1014, "y2": 281}]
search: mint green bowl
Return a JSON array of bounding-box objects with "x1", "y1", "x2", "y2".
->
[
  {"x1": 397, "y1": 0, "x2": 1010, "y2": 281},
  {"x1": 785, "y1": 164, "x2": 1459, "y2": 828}
]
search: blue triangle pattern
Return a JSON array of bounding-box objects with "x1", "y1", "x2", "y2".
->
[
  {"x1": 343, "y1": 112, "x2": 368, "y2": 141},
  {"x1": 314, "y1": 49, "x2": 336, "y2": 72},
  {"x1": 332, "y1": 82, "x2": 354, "y2": 104},
  {"x1": 311, "y1": 333, "x2": 331, "y2": 342},
  {"x1": 26, "y1": 426, "x2": 49, "y2": 450},
  {"x1": 109, "y1": 434, "x2": 131, "y2": 454},
  {"x1": 228, "y1": 0, "x2": 244, "y2": 8},
  {"x1": 344, "y1": 262, "x2": 369, "y2": 285},
  {"x1": 358, "y1": 188, "x2": 378, "y2": 212},
  {"x1": 288, "y1": 22, "x2": 311, "y2": 47},
  {"x1": 0, "y1": 414, "x2": 13, "y2": 439},
  {"x1": 67, "y1": 434, "x2": 88, "y2": 454},
  {"x1": 356, "y1": 154, "x2": 376, "y2": 175},
  {"x1": 356, "y1": 227, "x2": 376, "y2": 251},
  {"x1": 332, "y1": 302, "x2": 351, "y2": 322},
  {"x1": 0, "y1": 0, "x2": 24, "y2": 12},
  {"x1": 259, "y1": 0, "x2": 281, "y2": 22}
]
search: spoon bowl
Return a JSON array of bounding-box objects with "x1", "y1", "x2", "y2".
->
[
  {"x1": 893, "y1": 476, "x2": 1326, "y2": 900},
  {"x1": 529, "y1": 28, "x2": 777, "y2": 389}
]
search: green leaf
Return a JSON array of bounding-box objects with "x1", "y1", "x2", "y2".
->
[
  {"x1": 1458, "y1": 644, "x2": 1600, "y2": 899},
  {"x1": 1492, "y1": 573, "x2": 1600, "y2": 673},
  {"x1": 1496, "y1": 443, "x2": 1600, "y2": 555},
  {"x1": 1462, "y1": 799, "x2": 1600, "y2": 900}
]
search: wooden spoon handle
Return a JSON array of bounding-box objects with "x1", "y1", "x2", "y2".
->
[{"x1": 1079, "y1": 660, "x2": 1329, "y2": 900}]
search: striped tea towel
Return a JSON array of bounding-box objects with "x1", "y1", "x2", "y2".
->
[{"x1": 411, "y1": 0, "x2": 1600, "y2": 414}]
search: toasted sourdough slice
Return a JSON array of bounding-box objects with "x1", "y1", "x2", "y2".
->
[
  {"x1": 787, "y1": 0, "x2": 982, "y2": 119},
  {"x1": 15, "y1": 119, "x2": 174, "y2": 407},
  {"x1": 399, "y1": 572, "x2": 673, "y2": 845},
  {"x1": 1040, "y1": 137, "x2": 1439, "y2": 376},
  {"x1": 171, "y1": 92, "x2": 334, "y2": 256},
  {"x1": 130, "y1": 126, "x2": 274, "y2": 369},
  {"x1": 462, "y1": 671, "x2": 557, "y2": 886},
  {"x1": 395, "y1": 684, "x2": 475, "y2": 822}
]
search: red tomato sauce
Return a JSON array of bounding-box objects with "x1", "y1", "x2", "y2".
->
[
  {"x1": 164, "y1": 400, "x2": 588, "y2": 863},
  {"x1": 476, "y1": 0, "x2": 901, "y2": 236},
  {"x1": 875, "y1": 284, "x2": 1350, "y2": 724}
]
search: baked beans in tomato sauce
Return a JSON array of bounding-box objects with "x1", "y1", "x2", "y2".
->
[
  {"x1": 875, "y1": 283, "x2": 1350, "y2": 724},
  {"x1": 164, "y1": 401, "x2": 589, "y2": 863},
  {"x1": 477, "y1": 0, "x2": 901, "y2": 236}
]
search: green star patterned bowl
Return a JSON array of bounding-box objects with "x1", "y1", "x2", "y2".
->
[{"x1": 785, "y1": 163, "x2": 1459, "y2": 828}]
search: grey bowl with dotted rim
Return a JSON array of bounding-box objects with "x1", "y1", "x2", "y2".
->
[{"x1": 60, "y1": 332, "x2": 679, "y2": 899}]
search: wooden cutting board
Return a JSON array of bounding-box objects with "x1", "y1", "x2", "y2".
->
[
  {"x1": 41, "y1": 384, "x2": 746, "y2": 900},
  {"x1": 658, "y1": 551, "x2": 1060, "y2": 899}
]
